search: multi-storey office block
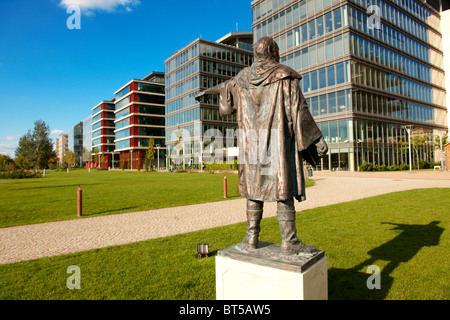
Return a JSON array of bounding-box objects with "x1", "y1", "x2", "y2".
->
[
  {"x1": 252, "y1": 0, "x2": 447, "y2": 171},
  {"x1": 114, "y1": 71, "x2": 166, "y2": 170},
  {"x1": 164, "y1": 32, "x2": 253, "y2": 169}
]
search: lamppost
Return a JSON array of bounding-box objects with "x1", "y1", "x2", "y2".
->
[
  {"x1": 438, "y1": 131, "x2": 446, "y2": 172},
  {"x1": 402, "y1": 125, "x2": 413, "y2": 172}
]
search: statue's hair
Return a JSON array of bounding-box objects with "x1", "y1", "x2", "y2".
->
[{"x1": 253, "y1": 37, "x2": 280, "y2": 63}]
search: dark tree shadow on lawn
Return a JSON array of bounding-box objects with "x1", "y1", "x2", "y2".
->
[{"x1": 328, "y1": 221, "x2": 444, "y2": 300}]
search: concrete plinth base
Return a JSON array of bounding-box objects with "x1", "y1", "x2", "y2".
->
[{"x1": 216, "y1": 241, "x2": 327, "y2": 300}]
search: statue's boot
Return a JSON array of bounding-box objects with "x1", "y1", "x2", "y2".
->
[
  {"x1": 238, "y1": 208, "x2": 263, "y2": 250},
  {"x1": 277, "y1": 210, "x2": 317, "y2": 255}
]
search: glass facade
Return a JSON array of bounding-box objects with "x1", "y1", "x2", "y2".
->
[
  {"x1": 252, "y1": 0, "x2": 446, "y2": 171},
  {"x1": 82, "y1": 116, "x2": 92, "y2": 164},
  {"x1": 164, "y1": 34, "x2": 253, "y2": 168},
  {"x1": 68, "y1": 122, "x2": 83, "y2": 166}
]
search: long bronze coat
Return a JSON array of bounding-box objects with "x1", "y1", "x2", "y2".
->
[{"x1": 205, "y1": 61, "x2": 325, "y2": 202}]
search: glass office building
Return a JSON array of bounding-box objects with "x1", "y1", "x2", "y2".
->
[
  {"x1": 82, "y1": 115, "x2": 92, "y2": 165},
  {"x1": 164, "y1": 32, "x2": 253, "y2": 168},
  {"x1": 68, "y1": 121, "x2": 83, "y2": 166},
  {"x1": 252, "y1": 0, "x2": 447, "y2": 170}
]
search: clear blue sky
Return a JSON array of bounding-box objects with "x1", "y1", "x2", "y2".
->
[{"x1": 0, "y1": 0, "x2": 253, "y2": 157}]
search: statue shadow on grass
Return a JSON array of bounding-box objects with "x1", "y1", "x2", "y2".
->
[{"x1": 328, "y1": 221, "x2": 444, "y2": 300}]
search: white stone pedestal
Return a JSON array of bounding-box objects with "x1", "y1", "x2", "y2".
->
[{"x1": 216, "y1": 242, "x2": 327, "y2": 300}]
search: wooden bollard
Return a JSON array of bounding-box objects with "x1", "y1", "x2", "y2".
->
[
  {"x1": 223, "y1": 176, "x2": 227, "y2": 198},
  {"x1": 77, "y1": 185, "x2": 82, "y2": 217}
]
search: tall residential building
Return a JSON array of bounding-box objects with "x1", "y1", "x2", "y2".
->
[
  {"x1": 251, "y1": 0, "x2": 447, "y2": 171},
  {"x1": 113, "y1": 71, "x2": 166, "y2": 170},
  {"x1": 55, "y1": 133, "x2": 68, "y2": 166},
  {"x1": 91, "y1": 100, "x2": 116, "y2": 168},
  {"x1": 68, "y1": 121, "x2": 83, "y2": 166},
  {"x1": 164, "y1": 32, "x2": 254, "y2": 168}
]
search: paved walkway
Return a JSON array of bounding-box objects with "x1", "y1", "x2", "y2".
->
[{"x1": 0, "y1": 171, "x2": 449, "y2": 265}]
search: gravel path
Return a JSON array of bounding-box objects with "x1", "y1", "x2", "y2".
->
[{"x1": 0, "y1": 171, "x2": 449, "y2": 265}]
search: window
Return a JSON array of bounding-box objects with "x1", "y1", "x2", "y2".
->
[
  {"x1": 328, "y1": 92, "x2": 336, "y2": 113},
  {"x1": 115, "y1": 128, "x2": 129, "y2": 140},
  {"x1": 295, "y1": 50, "x2": 301, "y2": 70},
  {"x1": 309, "y1": 44, "x2": 317, "y2": 66},
  {"x1": 318, "y1": 122, "x2": 328, "y2": 143},
  {"x1": 293, "y1": 3, "x2": 299, "y2": 23},
  {"x1": 302, "y1": 48, "x2": 309, "y2": 68},
  {"x1": 311, "y1": 96, "x2": 319, "y2": 116},
  {"x1": 286, "y1": 7, "x2": 292, "y2": 26},
  {"x1": 325, "y1": 12, "x2": 333, "y2": 33},
  {"x1": 336, "y1": 62, "x2": 345, "y2": 84},
  {"x1": 306, "y1": 0, "x2": 314, "y2": 16},
  {"x1": 334, "y1": 35, "x2": 343, "y2": 57},
  {"x1": 280, "y1": 10, "x2": 286, "y2": 29},
  {"x1": 317, "y1": 16, "x2": 324, "y2": 37},
  {"x1": 319, "y1": 94, "x2": 327, "y2": 115},
  {"x1": 326, "y1": 38, "x2": 334, "y2": 60},
  {"x1": 329, "y1": 121, "x2": 338, "y2": 143},
  {"x1": 294, "y1": 27, "x2": 300, "y2": 46},
  {"x1": 311, "y1": 70, "x2": 318, "y2": 91},
  {"x1": 338, "y1": 120, "x2": 348, "y2": 141},
  {"x1": 327, "y1": 65, "x2": 335, "y2": 87},
  {"x1": 287, "y1": 31, "x2": 293, "y2": 50},
  {"x1": 308, "y1": 20, "x2": 316, "y2": 40},
  {"x1": 115, "y1": 139, "x2": 130, "y2": 150},
  {"x1": 273, "y1": 14, "x2": 279, "y2": 33},
  {"x1": 319, "y1": 68, "x2": 327, "y2": 89},
  {"x1": 301, "y1": 24, "x2": 308, "y2": 43},
  {"x1": 337, "y1": 90, "x2": 346, "y2": 112},
  {"x1": 303, "y1": 72, "x2": 310, "y2": 92},
  {"x1": 317, "y1": 42, "x2": 325, "y2": 63},
  {"x1": 300, "y1": 0, "x2": 306, "y2": 19}
]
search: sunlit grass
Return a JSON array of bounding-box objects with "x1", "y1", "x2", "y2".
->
[{"x1": 0, "y1": 188, "x2": 448, "y2": 300}]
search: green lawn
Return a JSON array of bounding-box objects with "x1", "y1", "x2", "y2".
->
[
  {"x1": 0, "y1": 169, "x2": 314, "y2": 228},
  {"x1": 0, "y1": 188, "x2": 448, "y2": 300},
  {"x1": 0, "y1": 169, "x2": 242, "y2": 228}
]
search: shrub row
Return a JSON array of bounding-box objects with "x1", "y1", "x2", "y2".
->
[
  {"x1": 359, "y1": 161, "x2": 440, "y2": 172},
  {"x1": 0, "y1": 170, "x2": 43, "y2": 179}
]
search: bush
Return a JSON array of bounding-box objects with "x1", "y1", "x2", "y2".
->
[
  {"x1": 387, "y1": 164, "x2": 399, "y2": 171},
  {"x1": 204, "y1": 161, "x2": 238, "y2": 172},
  {"x1": 359, "y1": 162, "x2": 373, "y2": 172},
  {"x1": 399, "y1": 163, "x2": 409, "y2": 171},
  {"x1": 0, "y1": 170, "x2": 43, "y2": 179}
]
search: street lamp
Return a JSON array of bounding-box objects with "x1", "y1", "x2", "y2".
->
[
  {"x1": 438, "y1": 131, "x2": 446, "y2": 172},
  {"x1": 402, "y1": 125, "x2": 412, "y2": 172}
]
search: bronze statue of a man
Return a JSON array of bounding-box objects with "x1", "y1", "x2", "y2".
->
[{"x1": 195, "y1": 36, "x2": 328, "y2": 255}]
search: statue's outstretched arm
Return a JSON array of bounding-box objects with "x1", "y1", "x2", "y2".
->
[{"x1": 194, "y1": 82, "x2": 227, "y2": 101}]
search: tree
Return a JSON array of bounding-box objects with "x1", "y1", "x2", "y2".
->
[
  {"x1": 434, "y1": 133, "x2": 448, "y2": 149},
  {"x1": 15, "y1": 120, "x2": 56, "y2": 169},
  {"x1": 0, "y1": 154, "x2": 15, "y2": 171},
  {"x1": 137, "y1": 151, "x2": 141, "y2": 172},
  {"x1": 93, "y1": 149, "x2": 99, "y2": 167},
  {"x1": 145, "y1": 138, "x2": 155, "y2": 171},
  {"x1": 48, "y1": 156, "x2": 58, "y2": 169},
  {"x1": 64, "y1": 150, "x2": 76, "y2": 168},
  {"x1": 100, "y1": 152, "x2": 106, "y2": 168},
  {"x1": 399, "y1": 134, "x2": 428, "y2": 170}
]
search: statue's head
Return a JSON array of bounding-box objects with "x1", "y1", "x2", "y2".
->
[{"x1": 253, "y1": 37, "x2": 280, "y2": 63}]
